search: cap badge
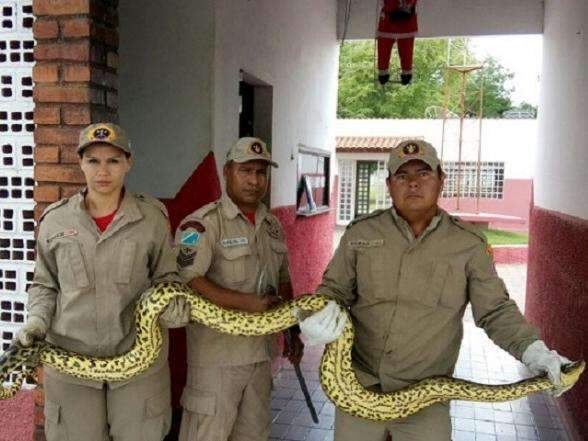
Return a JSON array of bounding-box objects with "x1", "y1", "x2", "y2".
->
[
  {"x1": 93, "y1": 127, "x2": 111, "y2": 140},
  {"x1": 250, "y1": 142, "x2": 263, "y2": 155},
  {"x1": 403, "y1": 143, "x2": 420, "y2": 155}
]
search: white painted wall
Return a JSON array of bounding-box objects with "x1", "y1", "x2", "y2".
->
[
  {"x1": 118, "y1": 0, "x2": 214, "y2": 198},
  {"x1": 535, "y1": 0, "x2": 588, "y2": 219},
  {"x1": 212, "y1": 0, "x2": 340, "y2": 208},
  {"x1": 336, "y1": 119, "x2": 538, "y2": 179},
  {"x1": 337, "y1": 0, "x2": 544, "y2": 40}
]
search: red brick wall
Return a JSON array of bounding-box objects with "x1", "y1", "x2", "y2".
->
[
  {"x1": 32, "y1": 0, "x2": 119, "y2": 218},
  {"x1": 525, "y1": 206, "x2": 588, "y2": 440}
]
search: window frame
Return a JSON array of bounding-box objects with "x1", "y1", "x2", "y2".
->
[{"x1": 296, "y1": 144, "x2": 331, "y2": 216}]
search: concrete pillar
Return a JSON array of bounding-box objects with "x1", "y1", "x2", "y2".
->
[{"x1": 526, "y1": 1, "x2": 588, "y2": 439}]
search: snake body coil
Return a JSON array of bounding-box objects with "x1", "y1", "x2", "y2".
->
[{"x1": 1, "y1": 282, "x2": 584, "y2": 420}]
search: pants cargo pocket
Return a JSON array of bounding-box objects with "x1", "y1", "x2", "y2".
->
[
  {"x1": 179, "y1": 387, "x2": 216, "y2": 441},
  {"x1": 142, "y1": 389, "x2": 171, "y2": 441},
  {"x1": 45, "y1": 400, "x2": 69, "y2": 441}
]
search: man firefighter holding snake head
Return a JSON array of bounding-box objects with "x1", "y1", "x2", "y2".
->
[{"x1": 298, "y1": 139, "x2": 573, "y2": 441}]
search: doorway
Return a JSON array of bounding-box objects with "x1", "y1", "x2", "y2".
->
[{"x1": 239, "y1": 71, "x2": 273, "y2": 205}]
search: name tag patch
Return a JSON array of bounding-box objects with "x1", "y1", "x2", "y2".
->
[
  {"x1": 47, "y1": 228, "x2": 78, "y2": 243},
  {"x1": 348, "y1": 239, "x2": 384, "y2": 248},
  {"x1": 221, "y1": 237, "x2": 249, "y2": 247}
]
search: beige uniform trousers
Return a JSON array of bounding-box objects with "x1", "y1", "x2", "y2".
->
[
  {"x1": 44, "y1": 364, "x2": 171, "y2": 441},
  {"x1": 334, "y1": 402, "x2": 450, "y2": 441},
  {"x1": 179, "y1": 361, "x2": 272, "y2": 441}
]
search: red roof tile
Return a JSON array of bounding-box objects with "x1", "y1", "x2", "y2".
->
[{"x1": 335, "y1": 136, "x2": 423, "y2": 152}]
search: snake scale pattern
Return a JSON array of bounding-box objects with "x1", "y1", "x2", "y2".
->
[{"x1": 1, "y1": 282, "x2": 584, "y2": 420}]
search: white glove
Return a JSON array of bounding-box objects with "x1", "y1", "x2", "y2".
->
[
  {"x1": 159, "y1": 297, "x2": 191, "y2": 329},
  {"x1": 15, "y1": 316, "x2": 48, "y2": 347},
  {"x1": 522, "y1": 340, "x2": 572, "y2": 396},
  {"x1": 295, "y1": 300, "x2": 347, "y2": 346}
]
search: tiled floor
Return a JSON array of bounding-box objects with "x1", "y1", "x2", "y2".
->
[{"x1": 270, "y1": 264, "x2": 572, "y2": 441}]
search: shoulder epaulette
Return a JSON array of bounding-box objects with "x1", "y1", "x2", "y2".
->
[
  {"x1": 134, "y1": 193, "x2": 169, "y2": 218},
  {"x1": 39, "y1": 198, "x2": 69, "y2": 223},
  {"x1": 194, "y1": 200, "x2": 220, "y2": 219},
  {"x1": 347, "y1": 209, "x2": 388, "y2": 229},
  {"x1": 448, "y1": 215, "x2": 487, "y2": 243}
]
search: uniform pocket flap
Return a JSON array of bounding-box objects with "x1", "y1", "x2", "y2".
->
[
  {"x1": 45, "y1": 400, "x2": 61, "y2": 423},
  {"x1": 144, "y1": 390, "x2": 170, "y2": 419},
  {"x1": 180, "y1": 388, "x2": 216, "y2": 415},
  {"x1": 67, "y1": 242, "x2": 90, "y2": 288},
  {"x1": 422, "y1": 262, "x2": 450, "y2": 308},
  {"x1": 116, "y1": 240, "x2": 137, "y2": 284},
  {"x1": 219, "y1": 245, "x2": 252, "y2": 261},
  {"x1": 270, "y1": 240, "x2": 288, "y2": 253}
]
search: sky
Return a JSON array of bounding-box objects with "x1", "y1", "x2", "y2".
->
[{"x1": 469, "y1": 35, "x2": 543, "y2": 106}]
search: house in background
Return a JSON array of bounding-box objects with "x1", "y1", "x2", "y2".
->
[{"x1": 335, "y1": 118, "x2": 537, "y2": 231}]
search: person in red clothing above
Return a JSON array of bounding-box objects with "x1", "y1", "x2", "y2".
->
[{"x1": 377, "y1": 0, "x2": 418, "y2": 85}]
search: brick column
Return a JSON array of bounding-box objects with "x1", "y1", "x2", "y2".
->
[
  {"x1": 31, "y1": 1, "x2": 118, "y2": 438},
  {"x1": 32, "y1": 0, "x2": 119, "y2": 218}
]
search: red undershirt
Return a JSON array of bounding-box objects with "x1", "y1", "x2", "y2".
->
[
  {"x1": 93, "y1": 209, "x2": 117, "y2": 232},
  {"x1": 244, "y1": 211, "x2": 256, "y2": 225}
]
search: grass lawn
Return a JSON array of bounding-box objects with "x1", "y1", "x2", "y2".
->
[{"x1": 483, "y1": 228, "x2": 529, "y2": 246}]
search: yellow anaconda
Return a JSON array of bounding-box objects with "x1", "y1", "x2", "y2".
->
[{"x1": 0, "y1": 282, "x2": 584, "y2": 420}]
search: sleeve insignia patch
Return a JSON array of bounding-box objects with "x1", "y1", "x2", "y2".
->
[
  {"x1": 181, "y1": 230, "x2": 200, "y2": 246},
  {"x1": 180, "y1": 220, "x2": 206, "y2": 233},
  {"x1": 486, "y1": 244, "x2": 494, "y2": 257},
  {"x1": 266, "y1": 221, "x2": 283, "y2": 240},
  {"x1": 177, "y1": 247, "x2": 196, "y2": 268}
]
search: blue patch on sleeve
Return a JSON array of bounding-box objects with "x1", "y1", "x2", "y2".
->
[{"x1": 181, "y1": 230, "x2": 200, "y2": 246}]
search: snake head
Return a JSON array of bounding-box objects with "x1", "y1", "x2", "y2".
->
[{"x1": 560, "y1": 360, "x2": 586, "y2": 388}]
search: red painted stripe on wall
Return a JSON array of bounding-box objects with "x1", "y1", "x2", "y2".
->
[
  {"x1": 526, "y1": 205, "x2": 588, "y2": 439},
  {"x1": 272, "y1": 177, "x2": 338, "y2": 296},
  {"x1": 0, "y1": 390, "x2": 33, "y2": 441},
  {"x1": 492, "y1": 246, "x2": 528, "y2": 264}
]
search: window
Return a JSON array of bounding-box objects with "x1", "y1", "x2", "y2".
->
[
  {"x1": 337, "y1": 159, "x2": 354, "y2": 223},
  {"x1": 355, "y1": 160, "x2": 390, "y2": 218},
  {"x1": 442, "y1": 161, "x2": 504, "y2": 199},
  {"x1": 296, "y1": 145, "x2": 330, "y2": 215}
]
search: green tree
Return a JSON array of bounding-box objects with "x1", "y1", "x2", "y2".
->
[
  {"x1": 471, "y1": 57, "x2": 514, "y2": 117},
  {"x1": 337, "y1": 39, "x2": 514, "y2": 118}
]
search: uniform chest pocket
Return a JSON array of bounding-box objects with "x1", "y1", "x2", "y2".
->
[
  {"x1": 218, "y1": 245, "x2": 253, "y2": 284},
  {"x1": 116, "y1": 240, "x2": 137, "y2": 284},
  {"x1": 417, "y1": 262, "x2": 466, "y2": 310},
  {"x1": 55, "y1": 241, "x2": 90, "y2": 289},
  {"x1": 356, "y1": 248, "x2": 387, "y2": 301}
]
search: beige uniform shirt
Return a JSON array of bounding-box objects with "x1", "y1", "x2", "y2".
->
[
  {"x1": 27, "y1": 190, "x2": 181, "y2": 388},
  {"x1": 175, "y1": 194, "x2": 290, "y2": 367},
  {"x1": 318, "y1": 208, "x2": 538, "y2": 392}
]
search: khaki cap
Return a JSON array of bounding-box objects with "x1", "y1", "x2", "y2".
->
[
  {"x1": 77, "y1": 123, "x2": 132, "y2": 155},
  {"x1": 226, "y1": 137, "x2": 278, "y2": 168},
  {"x1": 388, "y1": 139, "x2": 440, "y2": 174}
]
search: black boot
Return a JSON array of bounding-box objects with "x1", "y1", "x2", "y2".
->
[
  {"x1": 378, "y1": 73, "x2": 390, "y2": 85},
  {"x1": 400, "y1": 73, "x2": 413, "y2": 85}
]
